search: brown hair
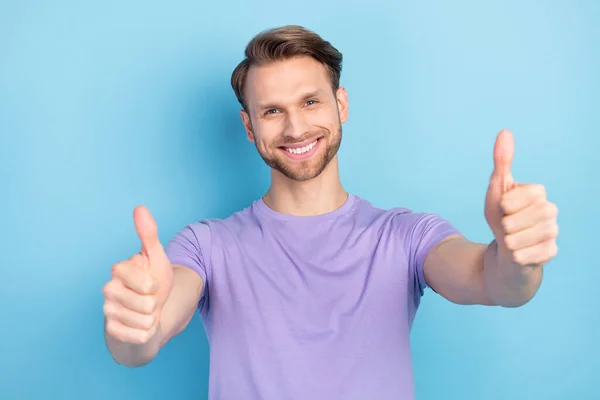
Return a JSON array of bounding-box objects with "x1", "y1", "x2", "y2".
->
[{"x1": 231, "y1": 25, "x2": 343, "y2": 112}]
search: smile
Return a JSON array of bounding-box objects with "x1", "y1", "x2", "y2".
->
[
  {"x1": 283, "y1": 139, "x2": 318, "y2": 155},
  {"x1": 279, "y1": 138, "x2": 322, "y2": 161}
]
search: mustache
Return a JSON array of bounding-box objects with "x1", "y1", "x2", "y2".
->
[{"x1": 273, "y1": 129, "x2": 329, "y2": 147}]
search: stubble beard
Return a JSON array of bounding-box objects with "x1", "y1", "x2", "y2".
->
[{"x1": 255, "y1": 124, "x2": 342, "y2": 182}]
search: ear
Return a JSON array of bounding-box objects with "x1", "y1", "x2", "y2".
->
[
  {"x1": 240, "y1": 110, "x2": 255, "y2": 142},
  {"x1": 336, "y1": 87, "x2": 348, "y2": 124}
]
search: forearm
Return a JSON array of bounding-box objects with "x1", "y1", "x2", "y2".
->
[
  {"x1": 156, "y1": 265, "x2": 202, "y2": 346},
  {"x1": 482, "y1": 240, "x2": 543, "y2": 307}
]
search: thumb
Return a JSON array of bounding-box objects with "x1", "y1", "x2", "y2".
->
[
  {"x1": 133, "y1": 205, "x2": 165, "y2": 262},
  {"x1": 490, "y1": 129, "x2": 515, "y2": 193}
]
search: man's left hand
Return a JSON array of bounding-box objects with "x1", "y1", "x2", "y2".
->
[{"x1": 484, "y1": 129, "x2": 559, "y2": 267}]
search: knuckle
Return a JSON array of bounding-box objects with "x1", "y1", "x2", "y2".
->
[
  {"x1": 105, "y1": 319, "x2": 120, "y2": 337},
  {"x1": 503, "y1": 235, "x2": 517, "y2": 251},
  {"x1": 501, "y1": 216, "x2": 512, "y2": 232},
  {"x1": 546, "y1": 240, "x2": 558, "y2": 256},
  {"x1": 130, "y1": 269, "x2": 151, "y2": 293},
  {"x1": 549, "y1": 242, "x2": 559, "y2": 257},
  {"x1": 533, "y1": 184, "x2": 546, "y2": 198},
  {"x1": 102, "y1": 281, "x2": 117, "y2": 298},
  {"x1": 111, "y1": 262, "x2": 125, "y2": 277},
  {"x1": 137, "y1": 330, "x2": 152, "y2": 344},
  {"x1": 512, "y1": 250, "x2": 526, "y2": 265},
  {"x1": 544, "y1": 202, "x2": 558, "y2": 219},
  {"x1": 550, "y1": 222, "x2": 559, "y2": 238},
  {"x1": 499, "y1": 197, "x2": 510, "y2": 212},
  {"x1": 101, "y1": 283, "x2": 111, "y2": 297},
  {"x1": 143, "y1": 314, "x2": 157, "y2": 330},
  {"x1": 102, "y1": 302, "x2": 113, "y2": 317},
  {"x1": 111, "y1": 262, "x2": 120, "y2": 274},
  {"x1": 143, "y1": 297, "x2": 157, "y2": 314},
  {"x1": 142, "y1": 277, "x2": 156, "y2": 294}
]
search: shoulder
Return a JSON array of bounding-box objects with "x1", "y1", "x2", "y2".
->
[
  {"x1": 164, "y1": 205, "x2": 254, "y2": 271},
  {"x1": 352, "y1": 196, "x2": 458, "y2": 242},
  {"x1": 177, "y1": 200, "x2": 261, "y2": 243},
  {"x1": 351, "y1": 195, "x2": 424, "y2": 228}
]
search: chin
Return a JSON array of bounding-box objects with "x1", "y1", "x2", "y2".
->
[
  {"x1": 282, "y1": 169, "x2": 323, "y2": 182},
  {"x1": 275, "y1": 159, "x2": 328, "y2": 181},
  {"x1": 282, "y1": 149, "x2": 340, "y2": 181}
]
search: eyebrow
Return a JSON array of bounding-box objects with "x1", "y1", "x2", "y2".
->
[{"x1": 256, "y1": 89, "x2": 323, "y2": 112}]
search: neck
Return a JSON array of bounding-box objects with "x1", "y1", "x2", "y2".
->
[{"x1": 263, "y1": 155, "x2": 348, "y2": 216}]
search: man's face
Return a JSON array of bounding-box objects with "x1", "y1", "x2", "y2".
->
[{"x1": 240, "y1": 56, "x2": 348, "y2": 181}]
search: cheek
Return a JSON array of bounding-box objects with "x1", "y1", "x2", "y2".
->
[
  {"x1": 253, "y1": 127, "x2": 280, "y2": 149},
  {"x1": 316, "y1": 109, "x2": 342, "y2": 131},
  {"x1": 310, "y1": 108, "x2": 337, "y2": 124}
]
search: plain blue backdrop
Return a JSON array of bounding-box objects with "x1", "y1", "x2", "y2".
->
[{"x1": 1, "y1": 1, "x2": 598, "y2": 399}]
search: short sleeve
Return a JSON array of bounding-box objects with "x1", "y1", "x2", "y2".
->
[
  {"x1": 407, "y1": 213, "x2": 461, "y2": 297},
  {"x1": 164, "y1": 221, "x2": 211, "y2": 310}
]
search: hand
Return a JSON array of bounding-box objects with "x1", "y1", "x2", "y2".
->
[
  {"x1": 484, "y1": 130, "x2": 559, "y2": 267},
  {"x1": 102, "y1": 206, "x2": 174, "y2": 344}
]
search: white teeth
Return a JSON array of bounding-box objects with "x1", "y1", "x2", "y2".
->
[{"x1": 285, "y1": 140, "x2": 317, "y2": 155}]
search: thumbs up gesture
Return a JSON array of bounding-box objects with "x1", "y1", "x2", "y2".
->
[
  {"x1": 103, "y1": 206, "x2": 174, "y2": 345},
  {"x1": 484, "y1": 130, "x2": 559, "y2": 267}
]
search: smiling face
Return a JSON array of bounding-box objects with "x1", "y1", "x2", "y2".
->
[{"x1": 240, "y1": 56, "x2": 348, "y2": 182}]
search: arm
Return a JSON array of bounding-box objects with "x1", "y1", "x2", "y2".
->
[
  {"x1": 422, "y1": 130, "x2": 559, "y2": 308},
  {"x1": 158, "y1": 265, "x2": 204, "y2": 345},
  {"x1": 104, "y1": 206, "x2": 208, "y2": 368},
  {"x1": 423, "y1": 235, "x2": 543, "y2": 307}
]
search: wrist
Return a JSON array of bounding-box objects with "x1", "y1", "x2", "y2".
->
[
  {"x1": 104, "y1": 318, "x2": 163, "y2": 367},
  {"x1": 484, "y1": 239, "x2": 542, "y2": 307}
]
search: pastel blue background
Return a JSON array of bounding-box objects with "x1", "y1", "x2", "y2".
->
[{"x1": 1, "y1": 0, "x2": 597, "y2": 399}]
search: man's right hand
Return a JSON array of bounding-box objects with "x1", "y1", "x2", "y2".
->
[{"x1": 103, "y1": 206, "x2": 174, "y2": 346}]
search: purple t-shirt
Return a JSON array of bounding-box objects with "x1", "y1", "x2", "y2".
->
[{"x1": 165, "y1": 194, "x2": 460, "y2": 399}]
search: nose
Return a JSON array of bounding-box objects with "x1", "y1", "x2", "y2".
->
[{"x1": 283, "y1": 110, "x2": 310, "y2": 140}]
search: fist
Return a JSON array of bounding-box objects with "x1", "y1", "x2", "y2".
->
[
  {"x1": 102, "y1": 206, "x2": 174, "y2": 344},
  {"x1": 497, "y1": 183, "x2": 559, "y2": 266},
  {"x1": 484, "y1": 130, "x2": 559, "y2": 267}
]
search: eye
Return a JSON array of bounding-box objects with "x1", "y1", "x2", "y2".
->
[
  {"x1": 265, "y1": 109, "x2": 278, "y2": 115},
  {"x1": 306, "y1": 99, "x2": 318, "y2": 106}
]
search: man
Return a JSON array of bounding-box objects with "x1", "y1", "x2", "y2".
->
[{"x1": 102, "y1": 25, "x2": 559, "y2": 399}]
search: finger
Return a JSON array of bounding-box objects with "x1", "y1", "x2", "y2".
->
[
  {"x1": 111, "y1": 261, "x2": 158, "y2": 295},
  {"x1": 105, "y1": 318, "x2": 158, "y2": 345},
  {"x1": 129, "y1": 252, "x2": 147, "y2": 266},
  {"x1": 103, "y1": 300, "x2": 157, "y2": 330},
  {"x1": 490, "y1": 129, "x2": 515, "y2": 193},
  {"x1": 504, "y1": 220, "x2": 559, "y2": 251},
  {"x1": 133, "y1": 206, "x2": 165, "y2": 261},
  {"x1": 501, "y1": 201, "x2": 558, "y2": 234},
  {"x1": 512, "y1": 238, "x2": 559, "y2": 266},
  {"x1": 500, "y1": 184, "x2": 547, "y2": 215},
  {"x1": 102, "y1": 279, "x2": 158, "y2": 315}
]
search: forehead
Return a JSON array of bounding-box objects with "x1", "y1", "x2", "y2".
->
[{"x1": 245, "y1": 56, "x2": 331, "y2": 108}]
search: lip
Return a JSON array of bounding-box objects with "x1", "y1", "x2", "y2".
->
[
  {"x1": 279, "y1": 137, "x2": 322, "y2": 150},
  {"x1": 278, "y1": 137, "x2": 322, "y2": 161}
]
